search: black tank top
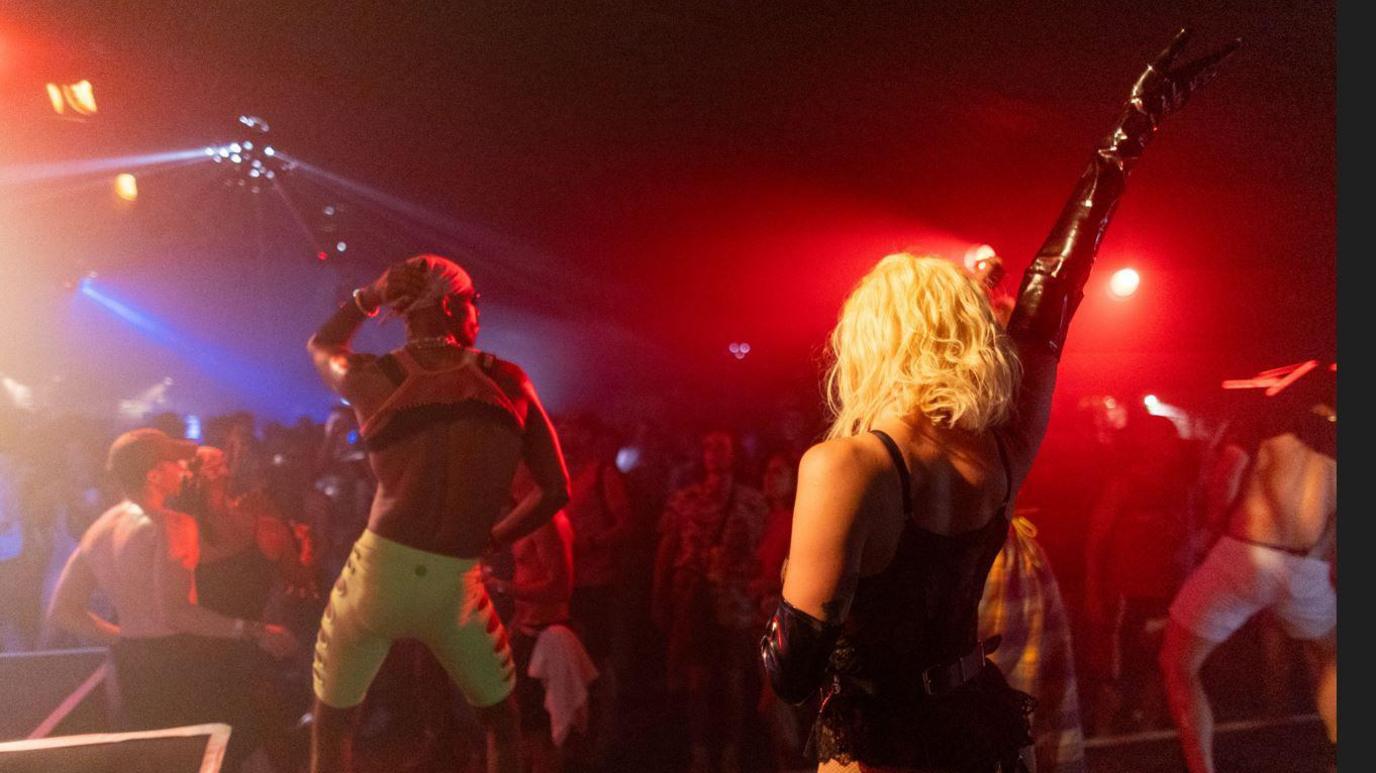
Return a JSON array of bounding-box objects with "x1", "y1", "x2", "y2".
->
[
  {"x1": 836, "y1": 429, "x2": 1013, "y2": 687},
  {"x1": 811, "y1": 429, "x2": 1033, "y2": 770}
]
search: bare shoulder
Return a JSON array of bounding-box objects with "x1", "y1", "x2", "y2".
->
[
  {"x1": 793, "y1": 436, "x2": 889, "y2": 538},
  {"x1": 79, "y1": 504, "x2": 128, "y2": 549},
  {"x1": 798, "y1": 436, "x2": 886, "y2": 484}
]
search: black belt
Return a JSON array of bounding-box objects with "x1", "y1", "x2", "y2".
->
[
  {"x1": 835, "y1": 635, "x2": 1003, "y2": 699},
  {"x1": 921, "y1": 635, "x2": 1001, "y2": 697}
]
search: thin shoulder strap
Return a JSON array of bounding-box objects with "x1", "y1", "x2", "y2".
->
[
  {"x1": 870, "y1": 429, "x2": 912, "y2": 516},
  {"x1": 992, "y1": 431, "x2": 1013, "y2": 511}
]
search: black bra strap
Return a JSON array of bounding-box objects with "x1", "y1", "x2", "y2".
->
[
  {"x1": 992, "y1": 431, "x2": 1013, "y2": 510},
  {"x1": 870, "y1": 429, "x2": 913, "y2": 516}
]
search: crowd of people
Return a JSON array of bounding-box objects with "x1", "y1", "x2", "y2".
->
[
  {"x1": 0, "y1": 356, "x2": 1334, "y2": 773},
  {"x1": 0, "y1": 390, "x2": 822, "y2": 772}
]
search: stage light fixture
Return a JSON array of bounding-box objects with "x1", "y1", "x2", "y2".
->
[
  {"x1": 1, "y1": 375, "x2": 35, "y2": 411},
  {"x1": 114, "y1": 173, "x2": 138, "y2": 202},
  {"x1": 118, "y1": 378, "x2": 174, "y2": 420},
  {"x1": 46, "y1": 79, "x2": 97, "y2": 117},
  {"x1": 615, "y1": 446, "x2": 642, "y2": 474},
  {"x1": 1109, "y1": 268, "x2": 1140, "y2": 298},
  {"x1": 62, "y1": 270, "x2": 99, "y2": 292},
  {"x1": 212, "y1": 115, "x2": 291, "y2": 193}
]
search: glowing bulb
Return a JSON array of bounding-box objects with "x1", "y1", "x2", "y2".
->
[
  {"x1": 264, "y1": 146, "x2": 275, "y2": 157},
  {"x1": 114, "y1": 173, "x2": 138, "y2": 202},
  {"x1": 1143, "y1": 394, "x2": 1159, "y2": 407},
  {"x1": 615, "y1": 446, "x2": 642, "y2": 473},
  {"x1": 229, "y1": 143, "x2": 242, "y2": 153},
  {"x1": 1109, "y1": 268, "x2": 1140, "y2": 298},
  {"x1": 336, "y1": 241, "x2": 347, "y2": 252},
  {"x1": 46, "y1": 84, "x2": 65, "y2": 114}
]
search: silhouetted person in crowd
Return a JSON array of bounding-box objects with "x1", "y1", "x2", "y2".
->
[{"x1": 654, "y1": 429, "x2": 766, "y2": 773}]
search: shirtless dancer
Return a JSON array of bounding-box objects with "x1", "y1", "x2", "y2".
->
[
  {"x1": 1161, "y1": 381, "x2": 1336, "y2": 773},
  {"x1": 306, "y1": 254, "x2": 570, "y2": 773}
]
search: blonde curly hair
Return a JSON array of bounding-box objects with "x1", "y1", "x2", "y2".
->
[{"x1": 824, "y1": 253, "x2": 1021, "y2": 439}]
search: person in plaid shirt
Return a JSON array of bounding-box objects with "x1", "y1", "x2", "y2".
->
[{"x1": 979, "y1": 512, "x2": 1087, "y2": 773}]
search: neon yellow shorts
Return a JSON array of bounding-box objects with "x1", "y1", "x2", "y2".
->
[{"x1": 313, "y1": 529, "x2": 515, "y2": 708}]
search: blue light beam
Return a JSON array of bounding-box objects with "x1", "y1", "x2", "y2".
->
[{"x1": 77, "y1": 277, "x2": 306, "y2": 415}]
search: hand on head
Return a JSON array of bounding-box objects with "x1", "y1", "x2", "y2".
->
[{"x1": 361, "y1": 262, "x2": 430, "y2": 312}]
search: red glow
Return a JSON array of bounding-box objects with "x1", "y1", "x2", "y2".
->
[
  {"x1": 316, "y1": 251, "x2": 328, "y2": 261},
  {"x1": 1108, "y1": 268, "x2": 1140, "y2": 298}
]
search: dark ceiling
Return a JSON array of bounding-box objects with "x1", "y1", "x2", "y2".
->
[{"x1": 0, "y1": 1, "x2": 1337, "y2": 421}]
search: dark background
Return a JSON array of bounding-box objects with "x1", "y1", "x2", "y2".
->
[{"x1": 0, "y1": 1, "x2": 1335, "y2": 424}]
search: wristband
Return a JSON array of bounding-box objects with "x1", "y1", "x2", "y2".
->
[{"x1": 352, "y1": 288, "x2": 380, "y2": 318}]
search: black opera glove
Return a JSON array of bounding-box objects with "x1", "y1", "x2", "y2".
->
[
  {"x1": 760, "y1": 597, "x2": 843, "y2": 705},
  {"x1": 1007, "y1": 29, "x2": 1240, "y2": 357}
]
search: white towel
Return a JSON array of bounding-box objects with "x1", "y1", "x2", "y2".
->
[{"x1": 527, "y1": 624, "x2": 599, "y2": 747}]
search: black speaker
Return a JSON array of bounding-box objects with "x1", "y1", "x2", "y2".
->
[{"x1": 0, "y1": 648, "x2": 111, "y2": 741}]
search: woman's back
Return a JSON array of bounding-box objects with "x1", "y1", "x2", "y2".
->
[
  {"x1": 809, "y1": 424, "x2": 1031, "y2": 769},
  {"x1": 847, "y1": 421, "x2": 1013, "y2": 661}
]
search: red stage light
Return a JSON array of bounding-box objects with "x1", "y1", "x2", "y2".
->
[
  {"x1": 1108, "y1": 268, "x2": 1140, "y2": 299},
  {"x1": 316, "y1": 251, "x2": 328, "y2": 261}
]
